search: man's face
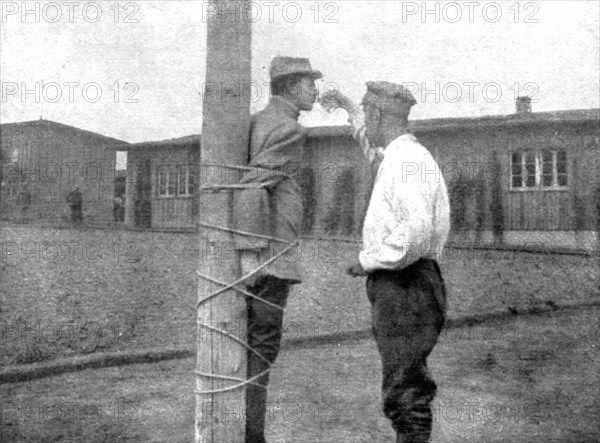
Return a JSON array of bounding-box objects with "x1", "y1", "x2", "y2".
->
[{"x1": 291, "y1": 76, "x2": 318, "y2": 111}]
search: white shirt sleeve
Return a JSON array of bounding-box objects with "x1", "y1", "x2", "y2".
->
[{"x1": 431, "y1": 177, "x2": 451, "y2": 257}]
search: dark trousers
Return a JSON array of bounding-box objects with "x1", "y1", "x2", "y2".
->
[
  {"x1": 366, "y1": 259, "x2": 447, "y2": 443},
  {"x1": 70, "y1": 205, "x2": 82, "y2": 222},
  {"x1": 245, "y1": 276, "x2": 291, "y2": 443}
]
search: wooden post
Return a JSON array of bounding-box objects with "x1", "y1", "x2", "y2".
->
[{"x1": 196, "y1": 1, "x2": 251, "y2": 442}]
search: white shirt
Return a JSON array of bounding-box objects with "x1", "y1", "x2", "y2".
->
[{"x1": 353, "y1": 126, "x2": 450, "y2": 272}]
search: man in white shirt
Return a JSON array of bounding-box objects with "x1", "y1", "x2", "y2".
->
[{"x1": 327, "y1": 82, "x2": 450, "y2": 443}]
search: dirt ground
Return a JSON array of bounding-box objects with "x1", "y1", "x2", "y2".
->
[
  {"x1": 1, "y1": 306, "x2": 598, "y2": 442},
  {"x1": 1, "y1": 224, "x2": 599, "y2": 367}
]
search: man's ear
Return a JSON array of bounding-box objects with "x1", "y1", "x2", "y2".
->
[
  {"x1": 373, "y1": 105, "x2": 381, "y2": 119},
  {"x1": 282, "y1": 76, "x2": 303, "y2": 102},
  {"x1": 366, "y1": 104, "x2": 381, "y2": 126}
]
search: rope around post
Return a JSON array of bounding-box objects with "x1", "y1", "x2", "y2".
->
[{"x1": 195, "y1": 164, "x2": 297, "y2": 396}]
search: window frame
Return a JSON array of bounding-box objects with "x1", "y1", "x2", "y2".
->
[
  {"x1": 157, "y1": 164, "x2": 195, "y2": 198},
  {"x1": 177, "y1": 165, "x2": 194, "y2": 197},
  {"x1": 509, "y1": 149, "x2": 568, "y2": 191},
  {"x1": 157, "y1": 165, "x2": 176, "y2": 198}
]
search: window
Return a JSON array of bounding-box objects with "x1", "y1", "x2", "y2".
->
[
  {"x1": 10, "y1": 148, "x2": 19, "y2": 163},
  {"x1": 510, "y1": 150, "x2": 568, "y2": 190},
  {"x1": 115, "y1": 151, "x2": 127, "y2": 171},
  {"x1": 158, "y1": 165, "x2": 195, "y2": 197},
  {"x1": 177, "y1": 165, "x2": 195, "y2": 196},
  {"x1": 158, "y1": 165, "x2": 176, "y2": 197}
]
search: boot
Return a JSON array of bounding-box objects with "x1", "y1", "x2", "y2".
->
[{"x1": 245, "y1": 350, "x2": 270, "y2": 443}]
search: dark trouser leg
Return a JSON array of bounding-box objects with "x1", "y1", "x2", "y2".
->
[
  {"x1": 73, "y1": 206, "x2": 82, "y2": 222},
  {"x1": 245, "y1": 276, "x2": 291, "y2": 443},
  {"x1": 366, "y1": 259, "x2": 446, "y2": 443}
]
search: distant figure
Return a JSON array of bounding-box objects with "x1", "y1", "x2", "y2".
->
[
  {"x1": 113, "y1": 196, "x2": 123, "y2": 222},
  {"x1": 119, "y1": 195, "x2": 125, "y2": 221},
  {"x1": 23, "y1": 188, "x2": 31, "y2": 210},
  {"x1": 19, "y1": 185, "x2": 32, "y2": 221},
  {"x1": 66, "y1": 186, "x2": 83, "y2": 223}
]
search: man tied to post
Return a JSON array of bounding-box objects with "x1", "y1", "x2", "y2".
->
[
  {"x1": 234, "y1": 56, "x2": 320, "y2": 443},
  {"x1": 332, "y1": 82, "x2": 450, "y2": 443}
]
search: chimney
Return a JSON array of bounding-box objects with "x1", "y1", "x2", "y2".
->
[{"x1": 516, "y1": 96, "x2": 532, "y2": 114}]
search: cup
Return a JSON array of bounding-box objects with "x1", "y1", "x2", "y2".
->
[{"x1": 318, "y1": 89, "x2": 340, "y2": 113}]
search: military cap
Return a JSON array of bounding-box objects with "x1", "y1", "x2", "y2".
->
[
  {"x1": 270, "y1": 56, "x2": 322, "y2": 81},
  {"x1": 362, "y1": 81, "x2": 417, "y2": 114}
]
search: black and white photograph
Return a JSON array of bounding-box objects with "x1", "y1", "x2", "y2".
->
[{"x1": 1, "y1": 1, "x2": 599, "y2": 442}]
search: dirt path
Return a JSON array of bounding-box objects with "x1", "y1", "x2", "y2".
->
[{"x1": 1, "y1": 306, "x2": 598, "y2": 443}]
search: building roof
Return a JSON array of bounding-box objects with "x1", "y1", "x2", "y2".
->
[
  {"x1": 0, "y1": 119, "x2": 128, "y2": 145},
  {"x1": 109, "y1": 107, "x2": 600, "y2": 151},
  {"x1": 308, "y1": 108, "x2": 600, "y2": 137},
  {"x1": 409, "y1": 108, "x2": 600, "y2": 132},
  {"x1": 110, "y1": 134, "x2": 200, "y2": 151}
]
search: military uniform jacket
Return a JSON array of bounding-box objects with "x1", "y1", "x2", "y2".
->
[{"x1": 234, "y1": 96, "x2": 306, "y2": 284}]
